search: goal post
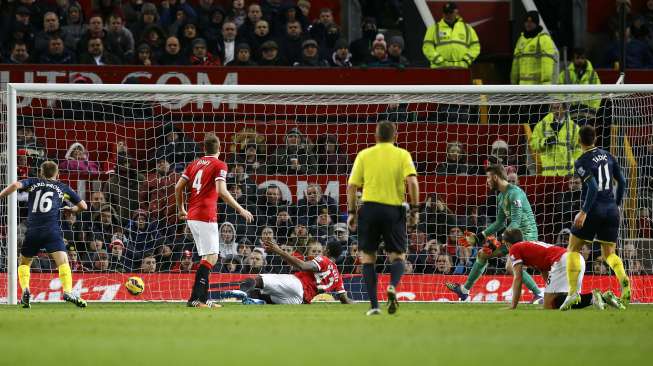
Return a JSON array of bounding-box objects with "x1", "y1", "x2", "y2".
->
[{"x1": 1, "y1": 83, "x2": 652, "y2": 305}]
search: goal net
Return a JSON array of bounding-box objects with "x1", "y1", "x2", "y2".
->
[{"x1": 0, "y1": 84, "x2": 651, "y2": 304}]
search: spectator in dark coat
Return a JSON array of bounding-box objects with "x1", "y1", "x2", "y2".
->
[
  {"x1": 436, "y1": 141, "x2": 469, "y2": 175},
  {"x1": 387, "y1": 35, "x2": 410, "y2": 67},
  {"x1": 248, "y1": 19, "x2": 273, "y2": 60},
  {"x1": 133, "y1": 42, "x2": 154, "y2": 65},
  {"x1": 308, "y1": 7, "x2": 334, "y2": 45},
  {"x1": 225, "y1": 42, "x2": 257, "y2": 66},
  {"x1": 140, "y1": 24, "x2": 166, "y2": 61},
  {"x1": 365, "y1": 34, "x2": 390, "y2": 67},
  {"x1": 278, "y1": 20, "x2": 304, "y2": 65},
  {"x1": 605, "y1": 26, "x2": 653, "y2": 69},
  {"x1": 202, "y1": 5, "x2": 227, "y2": 47},
  {"x1": 554, "y1": 176, "x2": 582, "y2": 232},
  {"x1": 293, "y1": 38, "x2": 329, "y2": 66},
  {"x1": 329, "y1": 38, "x2": 353, "y2": 67},
  {"x1": 61, "y1": 3, "x2": 86, "y2": 47},
  {"x1": 238, "y1": 3, "x2": 263, "y2": 41},
  {"x1": 160, "y1": 36, "x2": 188, "y2": 65},
  {"x1": 315, "y1": 134, "x2": 350, "y2": 174},
  {"x1": 106, "y1": 14, "x2": 135, "y2": 61},
  {"x1": 293, "y1": 183, "x2": 338, "y2": 227},
  {"x1": 77, "y1": 15, "x2": 124, "y2": 61},
  {"x1": 129, "y1": 2, "x2": 160, "y2": 43},
  {"x1": 268, "y1": 127, "x2": 318, "y2": 174},
  {"x1": 177, "y1": 19, "x2": 200, "y2": 58},
  {"x1": 155, "y1": 124, "x2": 200, "y2": 172},
  {"x1": 227, "y1": 0, "x2": 247, "y2": 28},
  {"x1": 257, "y1": 40, "x2": 287, "y2": 66},
  {"x1": 212, "y1": 20, "x2": 238, "y2": 64},
  {"x1": 33, "y1": 11, "x2": 73, "y2": 57},
  {"x1": 39, "y1": 35, "x2": 76, "y2": 64},
  {"x1": 125, "y1": 209, "x2": 161, "y2": 270},
  {"x1": 6, "y1": 41, "x2": 31, "y2": 64},
  {"x1": 421, "y1": 193, "x2": 456, "y2": 244},
  {"x1": 78, "y1": 37, "x2": 122, "y2": 65},
  {"x1": 350, "y1": 17, "x2": 377, "y2": 65}
]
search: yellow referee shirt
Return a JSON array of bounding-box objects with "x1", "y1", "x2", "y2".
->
[{"x1": 348, "y1": 142, "x2": 417, "y2": 206}]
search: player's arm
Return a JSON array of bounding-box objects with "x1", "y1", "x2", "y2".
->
[
  {"x1": 337, "y1": 292, "x2": 354, "y2": 305},
  {"x1": 263, "y1": 241, "x2": 318, "y2": 272},
  {"x1": 0, "y1": 181, "x2": 24, "y2": 199},
  {"x1": 613, "y1": 161, "x2": 626, "y2": 207},
  {"x1": 510, "y1": 262, "x2": 524, "y2": 309},
  {"x1": 347, "y1": 153, "x2": 363, "y2": 231},
  {"x1": 540, "y1": 270, "x2": 549, "y2": 285},
  {"x1": 406, "y1": 175, "x2": 420, "y2": 227},
  {"x1": 174, "y1": 176, "x2": 189, "y2": 220},
  {"x1": 63, "y1": 200, "x2": 88, "y2": 213},
  {"x1": 216, "y1": 180, "x2": 253, "y2": 223}
]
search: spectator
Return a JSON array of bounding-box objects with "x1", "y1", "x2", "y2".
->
[
  {"x1": 268, "y1": 128, "x2": 318, "y2": 174},
  {"x1": 365, "y1": 34, "x2": 390, "y2": 67},
  {"x1": 237, "y1": 239, "x2": 253, "y2": 259},
  {"x1": 329, "y1": 223, "x2": 351, "y2": 247},
  {"x1": 350, "y1": 18, "x2": 377, "y2": 65},
  {"x1": 202, "y1": 6, "x2": 227, "y2": 47},
  {"x1": 62, "y1": 209, "x2": 85, "y2": 248},
  {"x1": 639, "y1": 207, "x2": 652, "y2": 238},
  {"x1": 422, "y1": 2, "x2": 480, "y2": 69},
  {"x1": 219, "y1": 183, "x2": 256, "y2": 239},
  {"x1": 219, "y1": 255, "x2": 242, "y2": 273},
  {"x1": 554, "y1": 176, "x2": 582, "y2": 232},
  {"x1": 341, "y1": 242, "x2": 361, "y2": 274},
  {"x1": 453, "y1": 240, "x2": 473, "y2": 275},
  {"x1": 273, "y1": 207, "x2": 294, "y2": 242},
  {"x1": 386, "y1": 35, "x2": 409, "y2": 68},
  {"x1": 310, "y1": 206, "x2": 335, "y2": 242},
  {"x1": 238, "y1": 3, "x2": 263, "y2": 41},
  {"x1": 236, "y1": 143, "x2": 266, "y2": 175},
  {"x1": 81, "y1": 191, "x2": 107, "y2": 230},
  {"x1": 315, "y1": 134, "x2": 350, "y2": 174},
  {"x1": 220, "y1": 222, "x2": 239, "y2": 257},
  {"x1": 592, "y1": 261, "x2": 609, "y2": 275},
  {"x1": 255, "y1": 225, "x2": 277, "y2": 253},
  {"x1": 419, "y1": 242, "x2": 440, "y2": 274},
  {"x1": 160, "y1": 36, "x2": 187, "y2": 65},
  {"x1": 293, "y1": 38, "x2": 329, "y2": 66},
  {"x1": 60, "y1": 142, "x2": 99, "y2": 173},
  {"x1": 106, "y1": 150, "x2": 143, "y2": 221},
  {"x1": 91, "y1": 250, "x2": 110, "y2": 272},
  {"x1": 195, "y1": 0, "x2": 216, "y2": 31},
  {"x1": 511, "y1": 11, "x2": 556, "y2": 85},
  {"x1": 34, "y1": 11, "x2": 73, "y2": 57},
  {"x1": 293, "y1": 183, "x2": 337, "y2": 226},
  {"x1": 80, "y1": 236, "x2": 106, "y2": 268},
  {"x1": 267, "y1": 243, "x2": 300, "y2": 274},
  {"x1": 122, "y1": 0, "x2": 143, "y2": 29},
  {"x1": 421, "y1": 194, "x2": 456, "y2": 244},
  {"x1": 227, "y1": 163, "x2": 257, "y2": 202},
  {"x1": 436, "y1": 141, "x2": 469, "y2": 175},
  {"x1": 243, "y1": 250, "x2": 266, "y2": 274},
  {"x1": 189, "y1": 37, "x2": 220, "y2": 65},
  {"x1": 77, "y1": 15, "x2": 124, "y2": 60},
  {"x1": 435, "y1": 254, "x2": 454, "y2": 274},
  {"x1": 93, "y1": 0, "x2": 123, "y2": 23},
  {"x1": 79, "y1": 37, "x2": 122, "y2": 65},
  {"x1": 61, "y1": 3, "x2": 86, "y2": 47},
  {"x1": 225, "y1": 42, "x2": 256, "y2": 66},
  {"x1": 605, "y1": 25, "x2": 653, "y2": 69},
  {"x1": 170, "y1": 225, "x2": 196, "y2": 257},
  {"x1": 308, "y1": 7, "x2": 334, "y2": 46},
  {"x1": 6, "y1": 41, "x2": 31, "y2": 63},
  {"x1": 141, "y1": 158, "x2": 180, "y2": 223},
  {"x1": 140, "y1": 24, "x2": 166, "y2": 61},
  {"x1": 178, "y1": 20, "x2": 200, "y2": 57},
  {"x1": 529, "y1": 102, "x2": 582, "y2": 176},
  {"x1": 214, "y1": 20, "x2": 238, "y2": 64},
  {"x1": 249, "y1": 20, "x2": 273, "y2": 59},
  {"x1": 38, "y1": 33, "x2": 75, "y2": 64},
  {"x1": 278, "y1": 20, "x2": 304, "y2": 65},
  {"x1": 558, "y1": 48, "x2": 601, "y2": 111},
  {"x1": 297, "y1": 0, "x2": 311, "y2": 19},
  {"x1": 68, "y1": 247, "x2": 89, "y2": 272},
  {"x1": 129, "y1": 2, "x2": 160, "y2": 43},
  {"x1": 108, "y1": 239, "x2": 126, "y2": 272},
  {"x1": 140, "y1": 255, "x2": 157, "y2": 273},
  {"x1": 227, "y1": 0, "x2": 247, "y2": 28},
  {"x1": 255, "y1": 184, "x2": 289, "y2": 225},
  {"x1": 328, "y1": 38, "x2": 352, "y2": 67},
  {"x1": 319, "y1": 22, "x2": 341, "y2": 59},
  {"x1": 258, "y1": 40, "x2": 287, "y2": 66},
  {"x1": 91, "y1": 204, "x2": 121, "y2": 245},
  {"x1": 161, "y1": 1, "x2": 194, "y2": 36},
  {"x1": 133, "y1": 43, "x2": 154, "y2": 65},
  {"x1": 126, "y1": 210, "x2": 160, "y2": 269},
  {"x1": 17, "y1": 123, "x2": 46, "y2": 162},
  {"x1": 288, "y1": 223, "x2": 313, "y2": 252},
  {"x1": 155, "y1": 124, "x2": 199, "y2": 172},
  {"x1": 155, "y1": 243, "x2": 174, "y2": 272}
]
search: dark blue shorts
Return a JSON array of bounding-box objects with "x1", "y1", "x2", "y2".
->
[
  {"x1": 570, "y1": 204, "x2": 620, "y2": 244},
  {"x1": 357, "y1": 202, "x2": 407, "y2": 254},
  {"x1": 21, "y1": 229, "x2": 66, "y2": 257}
]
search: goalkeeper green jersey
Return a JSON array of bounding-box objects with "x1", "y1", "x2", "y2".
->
[{"x1": 484, "y1": 184, "x2": 538, "y2": 241}]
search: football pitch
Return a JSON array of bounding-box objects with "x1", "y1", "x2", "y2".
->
[{"x1": 1, "y1": 303, "x2": 652, "y2": 366}]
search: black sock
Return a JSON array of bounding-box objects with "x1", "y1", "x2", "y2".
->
[
  {"x1": 190, "y1": 264, "x2": 210, "y2": 302},
  {"x1": 572, "y1": 293, "x2": 594, "y2": 309},
  {"x1": 389, "y1": 259, "x2": 405, "y2": 288},
  {"x1": 362, "y1": 263, "x2": 378, "y2": 309}
]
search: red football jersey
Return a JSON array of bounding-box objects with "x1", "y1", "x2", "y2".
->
[
  {"x1": 294, "y1": 256, "x2": 346, "y2": 303},
  {"x1": 181, "y1": 156, "x2": 228, "y2": 222},
  {"x1": 509, "y1": 241, "x2": 566, "y2": 272}
]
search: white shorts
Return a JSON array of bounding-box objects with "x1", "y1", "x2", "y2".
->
[
  {"x1": 187, "y1": 220, "x2": 220, "y2": 257},
  {"x1": 260, "y1": 274, "x2": 304, "y2": 304},
  {"x1": 545, "y1": 252, "x2": 586, "y2": 294}
]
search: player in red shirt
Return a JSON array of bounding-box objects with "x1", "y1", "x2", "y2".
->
[
  {"x1": 174, "y1": 134, "x2": 253, "y2": 308},
  {"x1": 503, "y1": 228, "x2": 624, "y2": 310},
  {"x1": 210, "y1": 241, "x2": 353, "y2": 305}
]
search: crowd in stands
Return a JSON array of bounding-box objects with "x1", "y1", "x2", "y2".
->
[{"x1": 13, "y1": 118, "x2": 652, "y2": 277}]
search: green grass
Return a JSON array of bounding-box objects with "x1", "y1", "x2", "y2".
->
[{"x1": 1, "y1": 303, "x2": 652, "y2": 366}]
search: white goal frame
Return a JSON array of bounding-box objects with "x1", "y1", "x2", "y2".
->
[{"x1": 4, "y1": 82, "x2": 652, "y2": 305}]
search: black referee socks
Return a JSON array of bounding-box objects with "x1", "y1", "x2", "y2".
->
[
  {"x1": 389, "y1": 259, "x2": 405, "y2": 288},
  {"x1": 362, "y1": 263, "x2": 379, "y2": 309}
]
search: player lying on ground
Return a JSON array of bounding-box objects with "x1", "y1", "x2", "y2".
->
[
  {"x1": 0, "y1": 161, "x2": 88, "y2": 308},
  {"x1": 503, "y1": 228, "x2": 624, "y2": 310},
  {"x1": 210, "y1": 241, "x2": 353, "y2": 305},
  {"x1": 561, "y1": 125, "x2": 630, "y2": 310},
  {"x1": 446, "y1": 164, "x2": 542, "y2": 302}
]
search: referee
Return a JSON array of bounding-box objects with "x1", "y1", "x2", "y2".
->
[{"x1": 347, "y1": 121, "x2": 420, "y2": 316}]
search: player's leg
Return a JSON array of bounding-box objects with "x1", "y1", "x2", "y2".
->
[
  {"x1": 446, "y1": 248, "x2": 494, "y2": 300},
  {"x1": 50, "y1": 250, "x2": 87, "y2": 308},
  {"x1": 552, "y1": 292, "x2": 597, "y2": 309},
  {"x1": 18, "y1": 255, "x2": 33, "y2": 308},
  {"x1": 600, "y1": 242, "x2": 630, "y2": 304},
  {"x1": 358, "y1": 203, "x2": 382, "y2": 315},
  {"x1": 565, "y1": 234, "x2": 587, "y2": 297},
  {"x1": 258, "y1": 274, "x2": 303, "y2": 304},
  {"x1": 187, "y1": 221, "x2": 221, "y2": 308},
  {"x1": 383, "y1": 205, "x2": 408, "y2": 314}
]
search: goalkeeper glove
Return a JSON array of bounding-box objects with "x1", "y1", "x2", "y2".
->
[
  {"x1": 458, "y1": 230, "x2": 486, "y2": 247},
  {"x1": 480, "y1": 235, "x2": 502, "y2": 256}
]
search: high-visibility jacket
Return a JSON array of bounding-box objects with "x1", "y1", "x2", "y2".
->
[
  {"x1": 422, "y1": 17, "x2": 480, "y2": 69},
  {"x1": 511, "y1": 31, "x2": 557, "y2": 85},
  {"x1": 529, "y1": 112, "x2": 582, "y2": 176},
  {"x1": 557, "y1": 61, "x2": 602, "y2": 110}
]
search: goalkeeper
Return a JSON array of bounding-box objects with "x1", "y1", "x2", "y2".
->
[{"x1": 446, "y1": 164, "x2": 542, "y2": 301}]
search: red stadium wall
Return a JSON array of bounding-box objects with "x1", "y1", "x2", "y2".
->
[{"x1": 0, "y1": 273, "x2": 649, "y2": 303}]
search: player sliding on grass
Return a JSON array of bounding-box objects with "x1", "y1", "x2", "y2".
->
[
  {"x1": 0, "y1": 161, "x2": 88, "y2": 308},
  {"x1": 561, "y1": 125, "x2": 630, "y2": 310},
  {"x1": 211, "y1": 241, "x2": 353, "y2": 305},
  {"x1": 446, "y1": 164, "x2": 542, "y2": 302},
  {"x1": 502, "y1": 228, "x2": 625, "y2": 310},
  {"x1": 175, "y1": 133, "x2": 254, "y2": 308}
]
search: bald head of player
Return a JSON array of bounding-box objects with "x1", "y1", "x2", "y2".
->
[
  {"x1": 204, "y1": 133, "x2": 220, "y2": 156},
  {"x1": 578, "y1": 125, "x2": 596, "y2": 150},
  {"x1": 502, "y1": 228, "x2": 524, "y2": 247},
  {"x1": 375, "y1": 120, "x2": 396, "y2": 143}
]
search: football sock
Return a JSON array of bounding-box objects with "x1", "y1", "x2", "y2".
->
[
  {"x1": 58, "y1": 263, "x2": 72, "y2": 294},
  {"x1": 521, "y1": 270, "x2": 541, "y2": 297},
  {"x1": 463, "y1": 257, "x2": 488, "y2": 292},
  {"x1": 566, "y1": 252, "x2": 582, "y2": 294},
  {"x1": 18, "y1": 264, "x2": 30, "y2": 291},
  {"x1": 190, "y1": 260, "x2": 212, "y2": 302},
  {"x1": 362, "y1": 263, "x2": 379, "y2": 309},
  {"x1": 389, "y1": 259, "x2": 404, "y2": 288},
  {"x1": 605, "y1": 253, "x2": 629, "y2": 287}
]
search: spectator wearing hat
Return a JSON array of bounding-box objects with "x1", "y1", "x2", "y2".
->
[
  {"x1": 365, "y1": 34, "x2": 390, "y2": 67},
  {"x1": 160, "y1": 0, "x2": 197, "y2": 34},
  {"x1": 77, "y1": 15, "x2": 125, "y2": 61},
  {"x1": 268, "y1": 127, "x2": 318, "y2": 174},
  {"x1": 225, "y1": 42, "x2": 257, "y2": 66},
  {"x1": 293, "y1": 38, "x2": 329, "y2": 66},
  {"x1": 278, "y1": 19, "x2": 305, "y2": 65},
  {"x1": 172, "y1": 250, "x2": 198, "y2": 273},
  {"x1": 160, "y1": 36, "x2": 188, "y2": 65},
  {"x1": 227, "y1": 0, "x2": 247, "y2": 28},
  {"x1": 106, "y1": 14, "x2": 135, "y2": 61},
  {"x1": 329, "y1": 38, "x2": 352, "y2": 67},
  {"x1": 511, "y1": 11, "x2": 557, "y2": 84},
  {"x1": 177, "y1": 19, "x2": 200, "y2": 58},
  {"x1": 258, "y1": 40, "x2": 287, "y2": 66},
  {"x1": 190, "y1": 37, "x2": 221, "y2": 65},
  {"x1": 133, "y1": 42, "x2": 154, "y2": 65},
  {"x1": 423, "y1": 2, "x2": 480, "y2": 69},
  {"x1": 219, "y1": 222, "x2": 239, "y2": 257},
  {"x1": 329, "y1": 223, "x2": 352, "y2": 249},
  {"x1": 350, "y1": 16, "x2": 378, "y2": 65},
  {"x1": 13, "y1": 5, "x2": 40, "y2": 31},
  {"x1": 202, "y1": 5, "x2": 227, "y2": 47},
  {"x1": 108, "y1": 239, "x2": 127, "y2": 272},
  {"x1": 387, "y1": 35, "x2": 409, "y2": 67},
  {"x1": 129, "y1": 2, "x2": 160, "y2": 43},
  {"x1": 319, "y1": 22, "x2": 341, "y2": 59},
  {"x1": 6, "y1": 41, "x2": 31, "y2": 64}
]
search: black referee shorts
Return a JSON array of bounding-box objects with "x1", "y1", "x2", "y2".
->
[{"x1": 358, "y1": 202, "x2": 407, "y2": 254}]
